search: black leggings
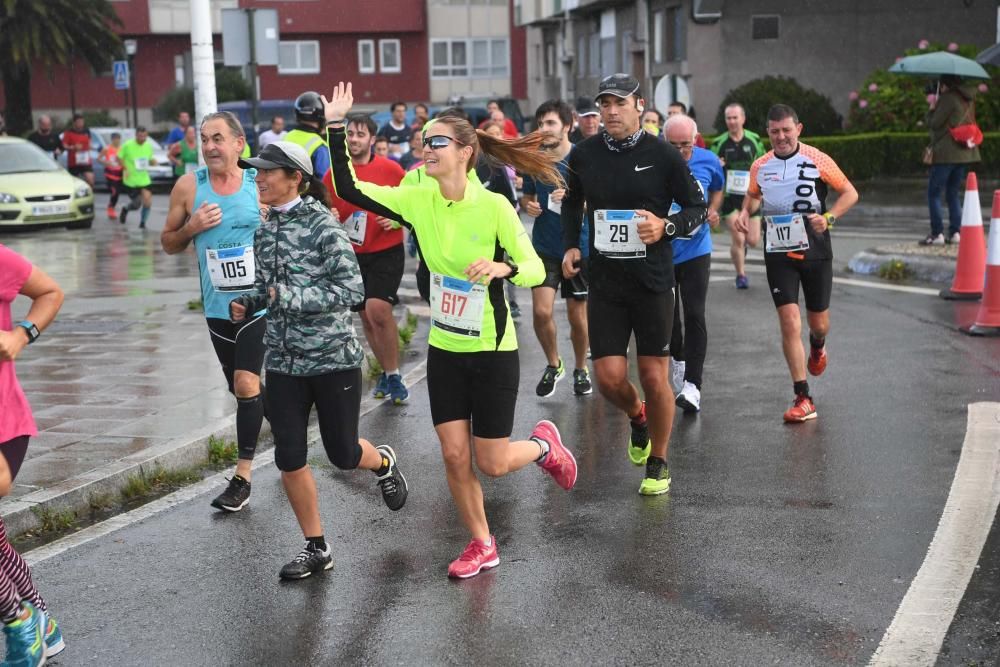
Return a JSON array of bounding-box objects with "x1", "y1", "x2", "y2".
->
[
  {"x1": 266, "y1": 369, "x2": 363, "y2": 473},
  {"x1": 670, "y1": 253, "x2": 711, "y2": 388}
]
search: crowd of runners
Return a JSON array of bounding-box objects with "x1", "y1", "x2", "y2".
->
[{"x1": 0, "y1": 71, "x2": 858, "y2": 665}]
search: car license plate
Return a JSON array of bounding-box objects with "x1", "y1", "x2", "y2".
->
[{"x1": 31, "y1": 203, "x2": 70, "y2": 216}]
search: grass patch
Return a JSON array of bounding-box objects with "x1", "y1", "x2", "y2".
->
[
  {"x1": 31, "y1": 506, "x2": 76, "y2": 533},
  {"x1": 120, "y1": 465, "x2": 202, "y2": 503},
  {"x1": 207, "y1": 435, "x2": 238, "y2": 467},
  {"x1": 87, "y1": 491, "x2": 116, "y2": 513},
  {"x1": 187, "y1": 298, "x2": 204, "y2": 312},
  {"x1": 878, "y1": 259, "x2": 913, "y2": 281},
  {"x1": 365, "y1": 353, "x2": 384, "y2": 381}
]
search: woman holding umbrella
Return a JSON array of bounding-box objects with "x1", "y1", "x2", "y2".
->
[{"x1": 922, "y1": 74, "x2": 982, "y2": 245}]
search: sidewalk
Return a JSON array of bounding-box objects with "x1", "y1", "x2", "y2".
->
[{"x1": 2, "y1": 266, "x2": 426, "y2": 538}]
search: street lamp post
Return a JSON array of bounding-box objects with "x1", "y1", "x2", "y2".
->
[{"x1": 124, "y1": 39, "x2": 138, "y2": 128}]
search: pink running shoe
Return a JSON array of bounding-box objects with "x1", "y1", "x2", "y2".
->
[
  {"x1": 532, "y1": 420, "x2": 578, "y2": 491},
  {"x1": 448, "y1": 536, "x2": 500, "y2": 579}
]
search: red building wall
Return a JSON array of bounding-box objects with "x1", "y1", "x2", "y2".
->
[
  {"x1": 256, "y1": 33, "x2": 428, "y2": 107},
  {"x1": 0, "y1": 0, "x2": 430, "y2": 119},
  {"x1": 509, "y1": 0, "x2": 527, "y2": 100}
]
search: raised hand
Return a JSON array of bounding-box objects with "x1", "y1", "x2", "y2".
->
[{"x1": 322, "y1": 82, "x2": 354, "y2": 123}]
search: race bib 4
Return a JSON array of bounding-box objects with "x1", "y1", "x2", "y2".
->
[{"x1": 347, "y1": 211, "x2": 367, "y2": 246}]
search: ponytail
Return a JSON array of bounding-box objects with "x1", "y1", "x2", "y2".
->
[
  {"x1": 429, "y1": 116, "x2": 564, "y2": 190},
  {"x1": 286, "y1": 167, "x2": 333, "y2": 210},
  {"x1": 475, "y1": 130, "x2": 565, "y2": 189}
]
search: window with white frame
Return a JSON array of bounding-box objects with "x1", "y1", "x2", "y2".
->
[
  {"x1": 431, "y1": 38, "x2": 508, "y2": 78},
  {"x1": 379, "y1": 39, "x2": 401, "y2": 73},
  {"x1": 358, "y1": 40, "x2": 375, "y2": 74},
  {"x1": 279, "y1": 41, "x2": 319, "y2": 74}
]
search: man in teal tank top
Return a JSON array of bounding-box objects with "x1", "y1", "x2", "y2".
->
[{"x1": 161, "y1": 111, "x2": 267, "y2": 513}]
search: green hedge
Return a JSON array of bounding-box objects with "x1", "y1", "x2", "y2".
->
[
  {"x1": 806, "y1": 132, "x2": 998, "y2": 180},
  {"x1": 703, "y1": 132, "x2": 999, "y2": 180}
]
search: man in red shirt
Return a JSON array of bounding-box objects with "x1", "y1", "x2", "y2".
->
[
  {"x1": 478, "y1": 100, "x2": 518, "y2": 139},
  {"x1": 329, "y1": 114, "x2": 409, "y2": 404},
  {"x1": 63, "y1": 114, "x2": 94, "y2": 188}
]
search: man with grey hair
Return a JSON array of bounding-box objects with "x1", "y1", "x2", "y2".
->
[
  {"x1": 663, "y1": 113, "x2": 724, "y2": 413},
  {"x1": 161, "y1": 111, "x2": 268, "y2": 513}
]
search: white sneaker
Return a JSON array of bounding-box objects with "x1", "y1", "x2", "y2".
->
[
  {"x1": 948, "y1": 231, "x2": 961, "y2": 244},
  {"x1": 920, "y1": 233, "x2": 945, "y2": 246},
  {"x1": 669, "y1": 359, "x2": 686, "y2": 394},
  {"x1": 676, "y1": 381, "x2": 701, "y2": 413}
]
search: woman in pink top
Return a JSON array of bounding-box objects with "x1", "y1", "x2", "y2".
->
[{"x1": 0, "y1": 244, "x2": 64, "y2": 665}]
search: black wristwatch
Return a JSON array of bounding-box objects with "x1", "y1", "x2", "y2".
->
[
  {"x1": 503, "y1": 260, "x2": 519, "y2": 280},
  {"x1": 17, "y1": 320, "x2": 40, "y2": 345}
]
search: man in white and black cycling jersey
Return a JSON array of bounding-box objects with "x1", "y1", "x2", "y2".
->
[
  {"x1": 735, "y1": 104, "x2": 858, "y2": 424},
  {"x1": 561, "y1": 73, "x2": 706, "y2": 496}
]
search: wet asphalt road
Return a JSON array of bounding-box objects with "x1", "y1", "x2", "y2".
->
[{"x1": 21, "y1": 236, "x2": 1000, "y2": 666}]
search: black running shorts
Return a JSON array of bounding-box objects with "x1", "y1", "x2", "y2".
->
[
  {"x1": 206, "y1": 316, "x2": 266, "y2": 394},
  {"x1": 427, "y1": 346, "x2": 519, "y2": 439},
  {"x1": 267, "y1": 369, "x2": 363, "y2": 473},
  {"x1": 588, "y1": 285, "x2": 674, "y2": 359},
  {"x1": 353, "y1": 244, "x2": 404, "y2": 311},
  {"x1": 765, "y1": 259, "x2": 833, "y2": 312},
  {"x1": 536, "y1": 256, "x2": 588, "y2": 300}
]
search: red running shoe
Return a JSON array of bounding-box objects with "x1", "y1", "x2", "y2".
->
[
  {"x1": 106, "y1": 206, "x2": 117, "y2": 220},
  {"x1": 808, "y1": 347, "x2": 827, "y2": 376},
  {"x1": 783, "y1": 395, "x2": 818, "y2": 423},
  {"x1": 532, "y1": 419, "x2": 577, "y2": 490},
  {"x1": 448, "y1": 536, "x2": 499, "y2": 579}
]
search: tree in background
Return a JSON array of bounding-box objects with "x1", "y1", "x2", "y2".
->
[
  {"x1": 0, "y1": 0, "x2": 122, "y2": 135},
  {"x1": 846, "y1": 41, "x2": 999, "y2": 133},
  {"x1": 713, "y1": 76, "x2": 842, "y2": 137},
  {"x1": 153, "y1": 67, "x2": 253, "y2": 123}
]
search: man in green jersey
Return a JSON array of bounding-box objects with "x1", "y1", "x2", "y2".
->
[
  {"x1": 118, "y1": 126, "x2": 157, "y2": 228},
  {"x1": 710, "y1": 103, "x2": 766, "y2": 288}
]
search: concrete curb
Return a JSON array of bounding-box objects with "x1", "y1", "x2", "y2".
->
[
  {"x1": 848, "y1": 248, "x2": 957, "y2": 284},
  {"x1": 2, "y1": 305, "x2": 427, "y2": 540}
]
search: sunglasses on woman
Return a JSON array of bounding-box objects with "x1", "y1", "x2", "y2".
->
[{"x1": 422, "y1": 134, "x2": 465, "y2": 150}]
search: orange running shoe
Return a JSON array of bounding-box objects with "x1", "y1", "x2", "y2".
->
[
  {"x1": 106, "y1": 206, "x2": 118, "y2": 220},
  {"x1": 783, "y1": 395, "x2": 817, "y2": 423},
  {"x1": 808, "y1": 347, "x2": 827, "y2": 376}
]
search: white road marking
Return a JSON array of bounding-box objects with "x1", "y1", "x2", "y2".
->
[
  {"x1": 25, "y1": 361, "x2": 428, "y2": 565},
  {"x1": 833, "y1": 277, "x2": 940, "y2": 296},
  {"x1": 869, "y1": 402, "x2": 1000, "y2": 667}
]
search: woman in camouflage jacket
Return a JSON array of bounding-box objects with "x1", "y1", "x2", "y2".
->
[{"x1": 230, "y1": 141, "x2": 409, "y2": 581}]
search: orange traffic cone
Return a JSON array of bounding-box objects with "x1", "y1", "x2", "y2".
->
[
  {"x1": 962, "y1": 190, "x2": 1000, "y2": 336},
  {"x1": 941, "y1": 172, "x2": 986, "y2": 300}
]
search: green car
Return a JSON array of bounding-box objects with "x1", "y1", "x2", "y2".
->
[{"x1": 0, "y1": 136, "x2": 95, "y2": 231}]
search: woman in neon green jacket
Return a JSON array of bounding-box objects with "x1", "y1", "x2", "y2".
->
[{"x1": 326, "y1": 82, "x2": 579, "y2": 579}]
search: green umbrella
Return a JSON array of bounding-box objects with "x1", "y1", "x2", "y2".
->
[{"x1": 889, "y1": 51, "x2": 990, "y2": 79}]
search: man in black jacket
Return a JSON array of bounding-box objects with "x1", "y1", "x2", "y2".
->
[{"x1": 561, "y1": 73, "x2": 706, "y2": 496}]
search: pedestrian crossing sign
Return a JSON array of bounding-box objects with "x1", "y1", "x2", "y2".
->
[{"x1": 113, "y1": 61, "x2": 130, "y2": 90}]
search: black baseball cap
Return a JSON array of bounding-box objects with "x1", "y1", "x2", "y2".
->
[
  {"x1": 594, "y1": 73, "x2": 642, "y2": 102},
  {"x1": 575, "y1": 97, "x2": 599, "y2": 117},
  {"x1": 238, "y1": 141, "x2": 314, "y2": 176}
]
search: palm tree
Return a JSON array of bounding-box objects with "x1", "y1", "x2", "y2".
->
[{"x1": 0, "y1": 0, "x2": 123, "y2": 135}]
